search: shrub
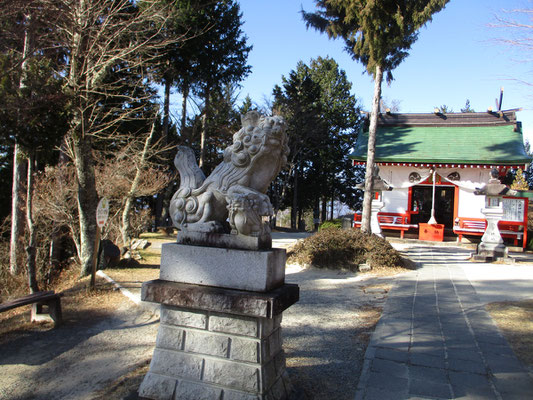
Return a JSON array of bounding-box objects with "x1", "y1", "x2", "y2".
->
[
  {"x1": 318, "y1": 219, "x2": 343, "y2": 230},
  {"x1": 288, "y1": 228, "x2": 406, "y2": 271}
]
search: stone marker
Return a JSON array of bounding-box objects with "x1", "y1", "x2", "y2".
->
[
  {"x1": 139, "y1": 112, "x2": 298, "y2": 400},
  {"x1": 473, "y1": 168, "x2": 517, "y2": 262}
]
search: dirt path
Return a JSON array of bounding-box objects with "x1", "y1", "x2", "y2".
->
[
  {"x1": 0, "y1": 298, "x2": 158, "y2": 400},
  {"x1": 282, "y1": 266, "x2": 394, "y2": 399}
]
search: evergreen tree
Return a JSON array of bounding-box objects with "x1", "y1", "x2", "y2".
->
[
  {"x1": 303, "y1": 0, "x2": 449, "y2": 233},
  {"x1": 308, "y1": 57, "x2": 361, "y2": 212},
  {"x1": 435, "y1": 104, "x2": 453, "y2": 113},
  {"x1": 273, "y1": 57, "x2": 361, "y2": 228},
  {"x1": 150, "y1": 1, "x2": 251, "y2": 225},
  {"x1": 0, "y1": 1, "x2": 68, "y2": 278},
  {"x1": 273, "y1": 62, "x2": 324, "y2": 228},
  {"x1": 149, "y1": 0, "x2": 214, "y2": 141},
  {"x1": 192, "y1": 0, "x2": 252, "y2": 168}
]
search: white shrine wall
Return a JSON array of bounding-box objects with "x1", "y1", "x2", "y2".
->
[
  {"x1": 378, "y1": 165, "x2": 491, "y2": 218},
  {"x1": 457, "y1": 188, "x2": 485, "y2": 219},
  {"x1": 382, "y1": 188, "x2": 409, "y2": 213}
]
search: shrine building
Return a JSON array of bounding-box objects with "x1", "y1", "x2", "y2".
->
[{"x1": 350, "y1": 110, "x2": 531, "y2": 247}]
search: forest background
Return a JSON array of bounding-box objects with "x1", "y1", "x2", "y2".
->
[
  {"x1": 0, "y1": 0, "x2": 530, "y2": 294},
  {"x1": 0, "y1": 0, "x2": 366, "y2": 295}
]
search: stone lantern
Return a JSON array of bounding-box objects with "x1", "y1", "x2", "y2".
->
[
  {"x1": 473, "y1": 168, "x2": 517, "y2": 261},
  {"x1": 357, "y1": 165, "x2": 393, "y2": 237}
]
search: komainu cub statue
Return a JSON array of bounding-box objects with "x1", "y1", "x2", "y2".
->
[{"x1": 169, "y1": 111, "x2": 288, "y2": 238}]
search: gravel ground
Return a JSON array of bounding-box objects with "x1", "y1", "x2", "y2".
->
[
  {"x1": 1, "y1": 229, "x2": 403, "y2": 400},
  {"x1": 0, "y1": 267, "x2": 395, "y2": 400},
  {"x1": 0, "y1": 298, "x2": 159, "y2": 400}
]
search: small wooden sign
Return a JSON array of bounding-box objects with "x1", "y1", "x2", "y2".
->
[{"x1": 96, "y1": 197, "x2": 109, "y2": 228}]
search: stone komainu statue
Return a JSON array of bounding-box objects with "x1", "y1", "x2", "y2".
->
[{"x1": 169, "y1": 111, "x2": 288, "y2": 237}]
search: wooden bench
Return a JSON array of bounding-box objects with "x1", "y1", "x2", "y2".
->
[
  {"x1": 354, "y1": 212, "x2": 417, "y2": 238},
  {"x1": 0, "y1": 291, "x2": 63, "y2": 326},
  {"x1": 453, "y1": 218, "x2": 526, "y2": 248},
  {"x1": 499, "y1": 221, "x2": 526, "y2": 248}
]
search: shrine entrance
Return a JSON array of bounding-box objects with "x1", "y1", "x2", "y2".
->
[{"x1": 410, "y1": 185, "x2": 456, "y2": 229}]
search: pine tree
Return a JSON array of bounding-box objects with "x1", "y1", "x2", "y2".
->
[
  {"x1": 303, "y1": 0, "x2": 449, "y2": 233},
  {"x1": 192, "y1": 0, "x2": 252, "y2": 168},
  {"x1": 273, "y1": 57, "x2": 361, "y2": 228}
]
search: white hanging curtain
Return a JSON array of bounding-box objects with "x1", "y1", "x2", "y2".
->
[
  {"x1": 378, "y1": 166, "x2": 433, "y2": 189},
  {"x1": 377, "y1": 166, "x2": 491, "y2": 192},
  {"x1": 436, "y1": 168, "x2": 491, "y2": 192}
]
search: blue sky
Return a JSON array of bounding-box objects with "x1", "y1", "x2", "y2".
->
[{"x1": 237, "y1": 0, "x2": 533, "y2": 143}]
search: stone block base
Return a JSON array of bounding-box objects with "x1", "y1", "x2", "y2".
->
[
  {"x1": 473, "y1": 242, "x2": 508, "y2": 262},
  {"x1": 140, "y1": 280, "x2": 298, "y2": 400},
  {"x1": 139, "y1": 305, "x2": 293, "y2": 400},
  {"x1": 160, "y1": 243, "x2": 286, "y2": 292}
]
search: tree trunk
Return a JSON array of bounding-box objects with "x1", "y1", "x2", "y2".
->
[
  {"x1": 159, "y1": 182, "x2": 175, "y2": 226},
  {"x1": 25, "y1": 152, "x2": 38, "y2": 293},
  {"x1": 314, "y1": 197, "x2": 320, "y2": 230},
  {"x1": 330, "y1": 196, "x2": 334, "y2": 220},
  {"x1": 162, "y1": 78, "x2": 171, "y2": 142},
  {"x1": 199, "y1": 87, "x2": 210, "y2": 168},
  {"x1": 180, "y1": 82, "x2": 189, "y2": 142},
  {"x1": 73, "y1": 135, "x2": 99, "y2": 277},
  {"x1": 70, "y1": 225, "x2": 82, "y2": 262},
  {"x1": 10, "y1": 13, "x2": 31, "y2": 275},
  {"x1": 291, "y1": 165, "x2": 299, "y2": 229},
  {"x1": 360, "y1": 65, "x2": 383, "y2": 234},
  {"x1": 155, "y1": 78, "x2": 172, "y2": 227},
  {"x1": 10, "y1": 144, "x2": 26, "y2": 275},
  {"x1": 122, "y1": 120, "x2": 157, "y2": 245},
  {"x1": 321, "y1": 196, "x2": 327, "y2": 222}
]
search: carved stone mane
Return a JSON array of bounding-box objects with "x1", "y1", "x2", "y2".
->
[{"x1": 169, "y1": 111, "x2": 288, "y2": 240}]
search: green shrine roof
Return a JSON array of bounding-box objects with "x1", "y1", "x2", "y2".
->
[{"x1": 350, "y1": 112, "x2": 531, "y2": 166}]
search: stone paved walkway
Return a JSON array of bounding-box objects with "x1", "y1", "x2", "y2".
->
[{"x1": 355, "y1": 246, "x2": 533, "y2": 400}]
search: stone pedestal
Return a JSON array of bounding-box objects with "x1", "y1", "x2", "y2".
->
[
  {"x1": 139, "y1": 242, "x2": 299, "y2": 400},
  {"x1": 160, "y1": 243, "x2": 286, "y2": 292},
  {"x1": 370, "y1": 199, "x2": 385, "y2": 237},
  {"x1": 473, "y1": 206, "x2": 507, "y2": 261},
  {"x1": 139, "y1": 280, "x2": 298, "y2": 400}
]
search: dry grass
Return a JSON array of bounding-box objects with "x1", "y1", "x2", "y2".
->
[
  {"x1": 0, "y1": 267, "x2": 127, "y2": 340},
  {"x1": 135, "y1": 249, "x2": 162, "y2": 266},
  {"x1": 288, "y1": 228, "x2": 412, "y2": 272},
  {"x1": 362, "y1": 256, "x2": 417, "y2": 276},
  {"x1": 139, "y1": 231, "x2": 175, "y2": 241},
  {"x1": 104, "y1": 268, "x2": 159, "y2": 289},
  {"x1": 134, "y1": 232, "x2": 174, "y2": 265},
  {"x1": 486, "y1": 299, "x2": 533, "y2": 369}
]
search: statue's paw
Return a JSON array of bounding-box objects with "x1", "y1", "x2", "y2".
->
[{"x1": 252, "y1": 194, "x2": 273, "y2": 216}]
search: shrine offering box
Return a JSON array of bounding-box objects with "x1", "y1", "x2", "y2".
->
[{"x1": 419, "y1": 223, "x2": 444, "y2": 242}]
